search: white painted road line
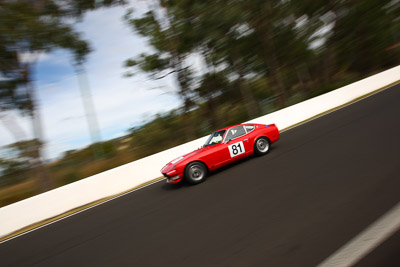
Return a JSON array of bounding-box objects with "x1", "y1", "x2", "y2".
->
[{"x1": 317, "y1": 202, "x2": 400, "y2": 267}]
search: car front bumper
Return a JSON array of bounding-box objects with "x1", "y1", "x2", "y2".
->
[{"x1": 162, "y1": 172, "x2": 183, "y2": 184}]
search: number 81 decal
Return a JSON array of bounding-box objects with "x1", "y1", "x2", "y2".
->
[{"x1": 228, "y1": 141, "x2": 245, "y2": 157}]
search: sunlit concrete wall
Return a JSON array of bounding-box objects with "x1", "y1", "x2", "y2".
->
[{"x1": 1, "y1": 65, "x2": 399, "y2": 239}]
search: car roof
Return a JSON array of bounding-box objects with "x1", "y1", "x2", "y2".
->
[{"x1": 215, "y1": 123, "x2": 259, "y2": 132}]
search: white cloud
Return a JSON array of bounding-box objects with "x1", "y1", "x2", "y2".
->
[{"x1": 18, "y1": 52, "x2": 51, "y2": 64}]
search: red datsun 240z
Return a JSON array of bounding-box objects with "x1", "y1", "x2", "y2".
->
[{"x1": 161, "y1": 123, "x2": 279, "y2": 184}]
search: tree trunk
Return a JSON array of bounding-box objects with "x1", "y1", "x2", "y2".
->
[
  {"x1": 237, "y1": 73, "x2": 259, "y2": 118},
  {"x1": 182, "y1": 100, "x2": 195, "y2": 140},
  {"x1": 249, "y1": 3, "x2": 288, "y2": 108},
  {"x1": 263, "y1": 46, "x2": 287, "y2": 108},
  {"x1": 24, "y1": 65, "x2": 53, "y2": 192},
  {"x1": 205, "y1": 98, "x2": 220, "y2": 129}
]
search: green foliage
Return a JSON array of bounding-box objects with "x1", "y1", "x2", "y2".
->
[
  {"x1": 0, "y1": 139, "x2": 40, "y2": 186},
  {"x1": 333, "y1": 0, "x2": 398, "y2": 74},
  {"x1": 0, "y1": 158, "x2": 29, "y2": 186},
  {"x1": 62, "y1": 172, "x2": 80, "y2": 185}
]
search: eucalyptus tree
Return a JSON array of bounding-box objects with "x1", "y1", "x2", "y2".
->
[
  {"x1": 0, "y1": 139, "x2": 41, "y2": 186},
  {"x1": 289, "y1": 0, "x2": 400, "y2": 80},
  {"x1": 124, "y1": 1, "x2": 200, "y2": 139},
  {"x1": 151, "y1": 0, "x2": 262, "y2": 120},
  {"x1": 332, "y1": 0, "x2": 400, "y2": 75},
  {"x1": 189, "y1": 0, "x2": 315, "y2": 109},
  {"x1": 232, "y1": 0, "x2": 292, "y2": 108},
  {"x1": 0, "y1": 0, "x2": 124, "y2": 191},
  {"x1": 196, "y1": 72, "x2": 229, "y2": 128},
  {"x1": 125, "y1": 0, "x2": 399, "y2": 130},
  {"x1": 192, "y1": 0, "x2": 261, "y2": 118}
]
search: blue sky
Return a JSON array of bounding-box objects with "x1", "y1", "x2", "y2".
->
[
  {"x1": 36, "y1": 59, "x2": 74, "y2": 84},
  {"x1": 0, "y1": 2, "x2": 182, "y2": 160}
]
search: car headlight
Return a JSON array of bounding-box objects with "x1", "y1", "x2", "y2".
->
[{"x1": 166, "y1": 165, "x2": 177, "y2": 176}]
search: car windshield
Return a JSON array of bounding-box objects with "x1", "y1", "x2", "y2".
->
[{"x1": 203, "y1": 130, "x2": 226, "y2": 147}]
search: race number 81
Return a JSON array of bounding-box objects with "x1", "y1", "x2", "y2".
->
[{"x1": 228, "y1": 141, "x2": 245, "y2": 157}]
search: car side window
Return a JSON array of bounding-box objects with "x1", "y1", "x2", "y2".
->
[
  {"x1": 225, "y1": 126, "x2": 246, "y2": 141},
  {"x1": 244, "y1": 125, "x2": 255, "y2": 133}
]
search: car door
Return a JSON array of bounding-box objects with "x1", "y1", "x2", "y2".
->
[
  {"x1": 200, "y1": 130, "x2": 228, "y2": 170},
  {"x1": 223, "y1": 125, "x2": 252, "y2": 163},
  {"x1": 205, "y1": 142, "x2": 231, "y2": 169}
]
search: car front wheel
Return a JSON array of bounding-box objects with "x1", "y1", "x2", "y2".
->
[
  {"x1": 254, "y1": 137, "x2": 270, "y2": 156},
  {"x1": 184, "y1": 162, "x2": 207, "y2": 185}
]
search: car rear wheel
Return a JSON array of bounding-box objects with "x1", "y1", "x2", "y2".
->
[
  {"x1": 254, "y1": 137, "x2": 270, "y2": 156},
  {"x1": 184, "y1": 162, "x2": 207, "y2": 185}
]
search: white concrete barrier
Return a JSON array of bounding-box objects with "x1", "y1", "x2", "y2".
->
[{"x1": 1, "y1": 65, "x2": 399, "y2": 239}]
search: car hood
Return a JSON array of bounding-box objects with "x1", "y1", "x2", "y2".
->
[
  {"x1": 162, "y1": 146, "x2": 212, "y2": 170},
  {"x1": 182, "y1": 146, "x2": 211, "y2": 158}
]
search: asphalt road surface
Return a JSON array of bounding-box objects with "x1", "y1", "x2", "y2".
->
[{"x1": 1, "y1": 84, "x2": 400, "y2": 266}]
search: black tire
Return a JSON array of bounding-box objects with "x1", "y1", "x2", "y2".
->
[
  {"x1": 184, "y1": 162, "x2": 207, "y2": 185},
  {"x1": 254, "y1": 137, "x2": 270, "y2": 156}
]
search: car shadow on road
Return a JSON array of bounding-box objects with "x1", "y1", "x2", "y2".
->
[{"x1": 160, "y1": 181, "x2": 187, "y2": 190}]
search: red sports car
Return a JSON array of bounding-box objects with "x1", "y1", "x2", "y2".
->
[{"x1": 161, "y1": 123, "x2": 279, "y2": 184}]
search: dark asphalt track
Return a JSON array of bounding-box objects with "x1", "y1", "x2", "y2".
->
[
  {"x1": 354, "y1": 230, "x2": 400, "y2": 267},
  {"x1": 1, "y1": 84, "x2": 400, "y2": 266}
]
